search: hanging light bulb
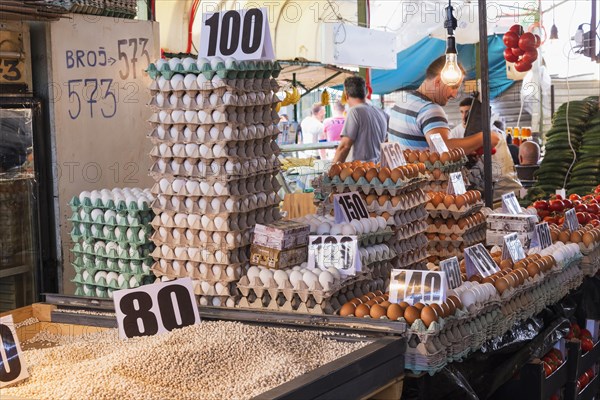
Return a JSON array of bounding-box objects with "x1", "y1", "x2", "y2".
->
[
  {"x1": 441, "y1": 1, "x2": 462, "y2": 86},
  {"x1": 550, "y1": 0, "x2": 558, "y2": 40}
]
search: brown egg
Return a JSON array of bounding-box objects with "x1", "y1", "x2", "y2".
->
[
  {"x1": 378, "y1": 167, "x2": 391, "y2": 182},
  {"x1": 377, "y1": 195, "x2": 390, "y2": 206},
  {"x1": 365, "y1": 168, "x2": 379, "y2": 182},
  {"x1": 418, "y1": 150, "x2": 430, "y2": 163},
  {"x1": 440, "y1": 152, "x2": 451, "y2": 164},
  {"x1": 352, "y1": 167, "x2": 366, "y2": 181},
  {"x1": 421, "y1": 306, "x2": 439, "y2": 327},
  {"x1": 349, "y1": 298, "x2": 363, "y2": 306},
  {"x1": 570, "y1": 231, "x2": 583, "y2": 243},
  {"x1": 526, "y1": 263, "x2": 540, "y2": 278},
  {"x1": 340, "y1": 167, "x2": 353, "y2": 181},
  {"x1": 429, "y1": 152, "x2": 440, "y2": 164},
  {"x1": 444, "y1": 299, "x2": 456, "y2": 316},
  {"x1": 399, "y1": 301, "x2": 410, "y2": 310},
  {"x1": 414, "y1": 302, "x2": 426, "y2": 311},
  {"x1": 470, "y1": 274, "x2": 483, "y2": 283},
  {"x1": 364, "y1": 194, "x2": 377, "y2": 205},
  {"x1": 439, "y1": 302, "x2": 451, "y2": 317},
  {"x1": 430, "y1": 193, "x2": 445, "y2": 207},
  {"x1": 443, "y1": 194, "x2": 455, "y2": 209},
  {"x1": 550, "y1": 229, "x2": 559, "y2": 242},
  {"x1": 355, "y1": 303, "x2": 371, "y2": 318},
  {"x1": 340, "y1": 303, "x2": 356, "y2": 316},
  {"x1": 366, "y1": 299, "x2": 377, "y2": 306},
  {"x1": 417, "y1": 163, "x2": 426, "y2": 174},
  {"x1": 386, "y1": 303, "x2": 403, "y2": 320},
  {"x1": 430, "y1": 303, "x2": 444, "y2": 318},
  {"x1": 446, "y1": 218, "x2": 456, "y2": 229},
  {"x1": 482, "y1": 276, "x2": 495, "y2": 285},
  {"x1": 328, "y1": 164, "x2": 342, "y2": 178},
  {"x1": 432, "y1": 168, "x2": 442, "y2": 180},
  {"x1": 371, "y1": 296, "x2": 385, "y2": 304},
  {"x1": 380, "y1": 301, "x2": 391, "y2": 309},
  {"x1": 455, "y1": 195, "x2": 466, "y2": 209},
  {"x1": 407, "y1": 151, "x2": 419, "y2": 163},
  {"x1": 370, "y1": 304, "x2": 387, "y2": 319},
  {"x1": 495, "y1": 277, "x2": 509, "y2": 294},
  {"x1": 391, "y1": 168, "x2": 404, "y2": 183},
  {"x1": 374, "y1": 290, "x2": 384, "y2": 297},
  {"x1": 499, "y1": 259, "x2": 514, "y2": 270},
  {"x1": 447, "y1": 295, "x2": 463, "y2": 311},
  {"x1": 381, "y1": 212, "x2": 392, "y2": 220},
  {"x1": 404, "y1": 306, "x2": 421, "y2": 325}
]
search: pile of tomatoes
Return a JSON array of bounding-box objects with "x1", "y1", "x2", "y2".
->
[
  {"x1": 503, "y1": 24, "x2": 541, "y2": 73},
  {"x1": 566, "y1": 322, "x2": 596, "y2": 354},
  {"x1": 541, "y1": 348, "x2": 564, "y2": 378},
  {"x1": 531, "y1": 186, "x2": 600, "y2": 227}
]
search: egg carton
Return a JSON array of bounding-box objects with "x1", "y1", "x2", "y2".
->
[
  {"x1": 148, "y1": 105, "x2": 278, "y2": 127},
  {"x1": 149, "y1": 156, "x2": 281, "y2": 181},
  {"x1": 151, "y1": 226, "x2": 253, "y2": 250},
  {"x1": 71, "y1": 241, "x2": 154, "y2": 261},
  {"x1": 69, "y1": 196, "x2": 153, "y2": 214},
  {"x1": 421, "y1": 157, "x2": 467, "y2": 172},
  {"x1": 69, "y1": 210, "x2": 153, "y2": 228},
  {"x1": 404, "y1": 340, "x2": 448, "y2": 375},
  {"x1": 425, "y1": 225, "x2": 486, "y2": 245},
  {"x1": 395, "y1": 220, "x2": 429, "y2": 241},
  {"x1": 322, "y1": 174, "x2": 428, "y2": 197},
  {"x1": 426, "y1": 218, "x2": 486, "y2": 236},
  {"x1": 151, "y1": 205, "x2": 281, "y2": 232},
  {"x1": 148, "y1": 122, "x2": 279, "y2": 145},
  {"x1": 152, "y1": 172, "x2": 281, "y2": 197},
  {"x1": 151, "y1": 243, "x2": 249, "y2": 265},
  {"x1": 149, "y1": 88, "x2": 279, "y2": 111},
  {"x1": 393, "y1": 206, "x2": 429, "y2": 226},
  {"x1": 72, "y1": 256, "x2": 153, "y2": 275},
  {"x1": 72, "y1": 270, "x2": 153, "y2": 291},
  {"x1": 425, "y1": 201, "x2": 484, "y2": 220},
  {"x1": 151, "y1": 260, "x2": 244, "y2": 283},
  {"x1": 152, "y1": 190, "x2": 280, "y2": 215},
  {"x1": 354, "y1": 228, "x2": 395, "y2": 247},
  {"x1": 359, "y1": 258, "x2": 396, "y2": 278},
  {"x1": 74, "y1": 283, "x2": 117, "y2": 299},
  {"x1": 577, "y1": 241, "x2": 600, "y2": 256},
  {"x1": 70, "y1": 224, "x2": 153, "y2": 245},
  {"x1": 394, "y1": 248, "x2": 429, "y2": 269},
  {"x1": 150, "y1": 136, "x2": 279, "y2": 160},
  {"x1": 392, "y1": 234, "x2": 428, "y2": 254},
  {"x1": 362, "y1": 190, "x2": 429, "y2": 214},
  {"x1": 147, "y1": 58, "x2": 282, "y2": 81}
]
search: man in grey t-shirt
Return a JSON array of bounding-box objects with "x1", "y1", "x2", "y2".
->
[{"x1": 333, "y1": 77, "x2": 389, "y2": 163}]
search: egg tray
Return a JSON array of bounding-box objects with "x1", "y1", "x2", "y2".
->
[
  {"x1": 322, "y1": 174, "x2": 428, "y2": 197},
  {"x1": 392, "y1": 206, "x2": 429, "y2": 226},
  {"x1": 148, "y1": 105, "x2": 279, "y2": 127},
  {"x1": 70, "y1": 224, "x2": 153, "y2": 246},
  {"x1": 150, "y1": 136, "x2": 280, "y2": 159},
  {"x1": 150, "y1": 205, "x2": 281, "y2": 232},
  {"x1": 151, "y1": 243, "x2": 250, "y2": 265},
  {"x1": 74, "y1": 283, "x2": 118, "y2": 299},
  {"x1": 150, "y1": 73, "x2": 280, "y2": 93},
  {"x1": 71, "y1": 241, "x2": 154, "y2": 262},
  {"x1": 147, "y1": 59, "x2": 282, "y2": 80},
  {"x1": 394, "y1": 248, "x2": 429, "y2": 269},
  {"x1": 69, "y1": 210, "x2": 153, "y2": 228},
  {"x1": 426, "y1": 218, "x2": 486, "y2": 236},
  {"x1": 72, "y1": 270, "x2": 154, "y2": 291},
  {"x1": 70, "y1": 219, "x2": 152, "y2": 242},
  {"x1": 151, "y1": 172, "x2": 281, "y2": 198},
  {"x1": 196, "y1": 294, "x2": 238, "y2": 308},
  {"x1": 425, "y1": 224, "x2": 486, "y2": 245},
  {"x1": 577, "y1": 241, "x2": 600, "y2": 256},
  {"x1": 69, "y1": 196, "x2": 153, "y2": 214},
  {"x1": 149, "y1": 156, "x2": 281, "y2": 181},
  {"x1": 151, "y1": 260, "x2": 244, "y2": 284},
  {"x1": 362, "y1": 192, "x2": 429, "y2": 215},
  {"x1": 392, "y1": 234, "x2": 428, "y2": 255},
  {"x1": 72, "y1": 256, "x2": 153, "y2": 275},
  {"x1": 354, "y1": 228, "x2": 395, "y2": 247},
  {"x1": 151, "y1": 227, "x2": 253, "y2": 251},
  {"x1": 359, "y1": 257, "x2": 396, "y2": 278},
  {"x1": 151, "y1": 190, "x2": 280, "y2": 216},
  {"x1": 148, "y1": 122, "x2": 279, "y2": 145},
  {"x1": 422, "y1": 157, "x2": 467, "y2": 173},
  {"x1": 149, "y1": 88, "x2": 279, "y2": 111},
  {"x1": 425, "y1": 201, "x2": 484, "y2": 220},
  {"x1": 394, "y1": 220, "x2": 429, "y2": 241}
]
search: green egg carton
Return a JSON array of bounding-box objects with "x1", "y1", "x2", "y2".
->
[
  {"x1": 146, "y1": 63, "x2": 160, "y2": 79},
  {"x1": 107, "y1": 258, "x2": 119, "y2": 270},
  {"x1": 271, "y1": 61, "x2": 282, "y2": 78},
  {"x1": 74, "y1": 284, "x2": 86, "y2": 296}
]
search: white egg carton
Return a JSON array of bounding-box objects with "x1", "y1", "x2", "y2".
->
[
  {"x1": 152, "y1": 226, "x2": 253, "y2": 250},
  {"x1": 151, "y1": 259, "x2": 244, "y2": 283},
  {"x1": 149, "y1": 155, "x2": 280, "y2": 180},
  {"x1": 72, "y1": 256, "x2": 152, "y2": 275},
  {"x1": 148, "y1": 106, "x2": 279, "y2": 127},
  {"x1": 152, "y1": 173, "x2": 281, "y2": 197},
  {"x1": 149, "y1": 88, "x2": 279, "y2": 111},
  {"x1": 69, "y1": 210, "x2": 152, "y2": 228},
  {"x1": 150, "y1": 138, "x2": 279, "y2": 159},
  {"x1": 152, "y1": 191, "x2": 280, "y2": 216},
  {"x1": 197, "y1": 294, "x2": 238, "y2": 308},
  {"x1": 151, "y1": 243, "x2": 249, "y2": 265},
  {"x1": 72, "y1": 241, "x2": 153, "y2": 261},
  {"x1": 393, "y1": 206, "x2": 429, "y2": 226},
  {"x1": 149, "y1": 75, "x2": 279, "y2": 94},
  {"x1": 425, "y1": 201, "x2": 484, "y2": 220},
  {"x1": 148, "y1": 122, "x2": 279, "y2": 144},
  {"x1": 394, "y1": 248, "x2": 428, "y2": 269},
  {"x1": 151, "y1": 206, "x2": 281, "y2": 232},
  {"x1": 392, "y1": 234, "x2": 428, "y2": 254},
  {"x1": 395, "y1": 220, "x2": 429, "y2": 241},
  {"x1": 322, "y1": 174, "x2": 428, "y2": 197}
]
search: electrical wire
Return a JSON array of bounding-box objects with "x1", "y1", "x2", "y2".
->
[
  {"x1": 187, "y1": 0, "x2": 201, "y2": 54},
  {"x1": 562, "y1": 1, "x2": 579, "y2": 191}
]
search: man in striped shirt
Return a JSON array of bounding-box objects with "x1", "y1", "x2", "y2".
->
[{"x1": 388, "y1": 56, "x2": 499, "y2": 154}]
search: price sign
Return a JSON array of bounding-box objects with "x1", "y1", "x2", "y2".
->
[
  {"x1": 333, "y1": 191, "x2": 369, "y2": 223},
  {"x1": 200, "y1": 8, "x2": 275, "y2": 60},
  {"x1": 501, "y1": 192, "x2": 522, "y2": 215},
  {"x1": 531, "y1": 222, "x2": 552, "y2": 249},
  {"x1": 447, "y1": 171, "x2": 466, "y2": 195},
  {"x1": 464, "y1": 243, "x2": 500, "y2": 278},
  {"x1": 389, "y1": 269, "x2": 447, "y2": 305},
  {"x1": 564, "y1": 208, "x2": 579, "y2": 232},
  {"x1": 439, "y1": 257, "x2": 462, "y2": 289},
  {"x1": 428, "y1": 133, "x2": 449, "y2": 153},
  {"x1": 307, "y1": 235, "x2": 360, "y2": 277},
  {"x1": 556, "y1": 189, "x2": 566, "y2": 199},
  {"x1": 501, "y1": 233, "x2": 526, "y2": 262},
  {"x1": 0, "y1": 315, "x2": 28, "y2": 388},
  {"x1": 113, "y1": 278, "x2": 200, "y2": 339},
  {"x1": 380, "y1": 142, "x2": 407, "y2": 169}
]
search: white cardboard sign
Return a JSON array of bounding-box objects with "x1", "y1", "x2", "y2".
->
[
  {"x1": 502, "y1": 192, "x2": 522, "y2": 215},
  {"x1": 564, "y1": 208, "x2": 580, "y2": 232},
  {"x1": 389, "y1": 269, "x2": 447, "y2": 305},
  {"x1": 113, "y1": 278, "x2": 200, "y2": 339},
  {"x1": 0, "y1": 315, "x2": 29, "y2": 388},
  {"x1": 439, "y1": 257, "x2": 462, "y2": 289},
  {"x1": 428, "y1": 133, "x2": 449, "y2": 153},
  {"x1": 501, "y1": 232, "x2": 526, "y2": 262},
  {"x1": 531, "y1": 222, "x2": 552, "y2": 249},
  {"x1": 200, "y1": 8, "x2": 274, "y2": 60},
  {"x1": 307, "y1": 235, "x2": 361, "y2": 277},
  {"x1": 464, "y1": 243, "x2": 500, "y2": 278},
  {"x1": 333, "y1": 191, "x2": 369, "y2": 224},
  {"x1": 447, "y1": 171, "x2": 466, "y2": 195},
  {"x1": 380, "y1": 142, "x2": 407, "y2": 169}
]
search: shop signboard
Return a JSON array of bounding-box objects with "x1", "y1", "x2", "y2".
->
[
  {"x1": 0, "y1": 315, "x2": 28, "y2": 388},
  {"x1": 199, "y1": 8, "x2": 274, "y2": 60},
  {"x1": 439, "y1": 257, "x2": 462, "y2": 289},
  {"x1": 333, "y1": 191, "x2": 369, "y2": 224},
  {"x1": 307, "y1": 235, "x2": 360, "y2": 277},
  {"x1": 464, "y1": 243, "x2": 500, "y2": 278},
  {"x1": 389, "y1": 269, "x2": 447, "y2": 305},
  {"x1": 113, "y1": 278, "x2": 200, "y2": 339}
]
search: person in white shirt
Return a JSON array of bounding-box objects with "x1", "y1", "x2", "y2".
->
[
  {"x1": 300, "y1": 103, "x2": 326, "y2": 158},
  {"x1": 449, "y1": 97, "x2": 472, "y2": 139}
]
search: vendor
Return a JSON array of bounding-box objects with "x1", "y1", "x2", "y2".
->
[
  {"x1": 332, "y1": 76, "x2": 388, "y2": 163},
  {"x1": 388, "y1": 56, "x2": 500, "y2": 154}
]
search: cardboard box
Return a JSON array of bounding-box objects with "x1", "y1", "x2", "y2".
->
[
  {"x1": 253, "y1": 221, "x2": 310, "y2": 250},
  {"x1": 486, "y1": 230, "x2": 533, "y2": 248},
  {"x1": 486, "y1": 213, "x2": 537, "y2": 233},
  {"x1": 250, "y1": 244, "x2": 307, "y2": 269}
]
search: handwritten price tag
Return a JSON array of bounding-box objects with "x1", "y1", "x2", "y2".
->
[
  {"x1": 531, "y1": 222, "x2": 552, "y2": 249},
  {"x1": 501, "y1": 233, "x2": 526, "y2": 262},
  {"x1": 428, "y1": 133, "x2": 449, "y2": 153},
  {"x1": 439, "y1": 257, "x2": 462, "y2": 289},
  {"x1": 380, "y1": 142, "x2": 407, "y2": 169},
  {"x1": 464, "y1": 243, "x2": 500, "y2": 278},
  {"x1": 0, "y1": 315, "x2": 29, "y2": 388},
  {"x1": 307, "y1": 235, "x2": 360, "y2": 277},
  {"x1": 564, "y1": 208, "x2": 579, "y2": 232},
  {"x1": 333, "y1": 191, "x2": 369, "y2": 223},
  {"x1": 501, "y1": 192, "x2": 522, "y2": 215},
  {"x1": 389, "y1": 269, "x2": 447, "y2": 305},
  {"x1": 447, "y1": 171, "x2": 466, "y2": 195}
]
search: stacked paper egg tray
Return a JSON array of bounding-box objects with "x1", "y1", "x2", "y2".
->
[
  {"x1": 147, "y1": 56, "x2": 283, "y2": 307},
  {"x1": 0, "y1": 177, "x2": 31, "y2": 266},
  {"x1": 405, "y1": 150, "x2": 469, "y2": 192},
  {"x1": 68, "y1": 188, "x2": 155, "y2": 299},
  {"x1": 577, "y1": 241, "x2": 600, "y2": 276},
  {"x1": 47, "y1": 0, "x2": 137, "y2": 18}
]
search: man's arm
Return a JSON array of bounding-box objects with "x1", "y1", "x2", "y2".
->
[
  {"x1": 425, "y1": 127, "x2": 500, "y2": 154},
  {"x1": 333, "y1": 137, "x2": 353, "y2": 163}
]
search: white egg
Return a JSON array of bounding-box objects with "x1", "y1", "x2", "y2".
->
[
  {"x1": 350, "y1": 219, "x2": 364, "y2": 234},
  {"x1": 316, "y1": 222, "x2": 331, "y2": 235},
  {"x1": 376, "y1": 216, "x2": 387, "y2": 230},
  {"x1": 359, "y1": 218, "x2": 372, "y2": 233},
  {"x1": 302, "y1": 271, "x2": 319, "y2": 288},
  {"x1": 247, "y1": 266, "x2": 261, "y2": 283},
  {"x1": 259, "y1": 269, "x2": 274, "y2": 286},
  {"x1": 319, "y1": 270, "x2": 335, "y2": 290},
  {"x1": 168, "y1": 57, "x2": 181, "y2": 70},
  {"x1": 289, "y1": 270, "x2": 303, "y2": 288},
  {"x1": 94, "y1": 271, "x2": 107, "y2": 284},
  {"x1": 327, "y1": 267, "x2": 341, "y2": 282},
  {"x1": 330, "y1": 224, "x2": 343, "y2": 235},
  {"x1": 273, "y1": 270, "x2": 289, "y2": 287}
]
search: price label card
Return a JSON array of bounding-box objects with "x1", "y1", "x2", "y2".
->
[
  {"x1": 439, "y1": 257, "x2": 462, "y2": 289},
  {"x1": 464, "y1": 243, "x2": 500, "y2": 278},
  {"x1": 0, "y1": 315, "x2": 29, "y2": 388},
  {"x1": 447, "y1": 171, "x2": 466, "y2": 195},
  {"x1": 564, "y1": 208, "x2": 579, "y2": 232},
  {"x1": 333, "y1": 191, "x2": 370, "y2": 223},
  {"x1": 501, "y1": 192, "x2": 522, "y2": 215},
  {"x1": 307, "y1": 235, "x2": 361, "y2": 277},
  {"x1": 556, "y1": 189, "x2": 566, "y2": 199},
  {"x1": 200, "y1": 7, "x2": 275, "y2": 60},
  {"x1": 380, "y1": 142, "x2": 407, "y2": 169},
  {"x1": 113, "y1": 278, "x2": 200, "y2": 339},
  {"x1": 428, "y1": 133, "x2": 449, "y2": 153},
  {"x1": 531, "y1": 222, "x2": 552, "y2": 249},
  {"x1": 501, "y1": 233, "x2": 526, "y2": 262},
  {"x1": 389, "y1": 269, "x2": 447, "y2": 305}
]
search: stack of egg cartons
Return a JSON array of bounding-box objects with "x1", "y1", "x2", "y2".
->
[
  {"x1": 147, "y1": 56, "x2": 283, "y2": 307},
  {"x1": 69, "y1": 188, "x2": 155, "y2": 298}
]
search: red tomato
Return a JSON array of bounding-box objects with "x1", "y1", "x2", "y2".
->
[
  {"x1": 580, "y1": 329, "x2": 593, "y2": 339},
  {"x1": 549, "y1": 200, "x2": 565, "y2": 212},
  {"x1": 538, "y1": 209, "x2": 551, "y2": 218},
  {"x1": 570, "y1": 323, "x2": 581, "y2": 337},
  {"x1": 581, "y1": 337, "x2": 594, "y2": 352},
  {"x1": 563, "y1": 199, "x2": 573, "y2": 209},
  {"x1": 533, "y1": 200, "x2": 549, "y2": 210},
  {"x1": 503, "y1": 31, "x2": 520, "y2": 48},
  {"x1": 509, "y1": 24, "x2": 524, "y2": 35},
  {"x1": 519, "y1": 32, "x2": 537, "y2": 51},
  {"x1": 514, "y1": 59, "x2": 532, "y2": 72},
  {"x1": 534, "y1": 34, "x2": 542, "y2": 48},
  {"x1": 512, "y1": 47, "x2": 525, "y2": 57},
  {"x1": 591, "y1": 219, "x2": 600, "y2": 227},
  {"x1": 576, "y1": 204, "x2": 589, "y2": 213},
  {"x1": 570, "y1": 194, "x2": 582, "y2": 201},
  {"x1": 595, "y1": 194, "x2": 600, "y2": 202},
  {"x1": 577, "y1": 212, "x2": 589, "y2": 224},
  {"x1": 587, "y1": 203, "x2": 600, "y2": 214},
  {"x1": 522, "y1": 49, "x2": 538, "y2": 64},
  {"x1": 504, "y1": 48, "x2": 519, "y2": 63},
  {"x1": 543, "y1": 362, "x2": 553, "y2": 377}
]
